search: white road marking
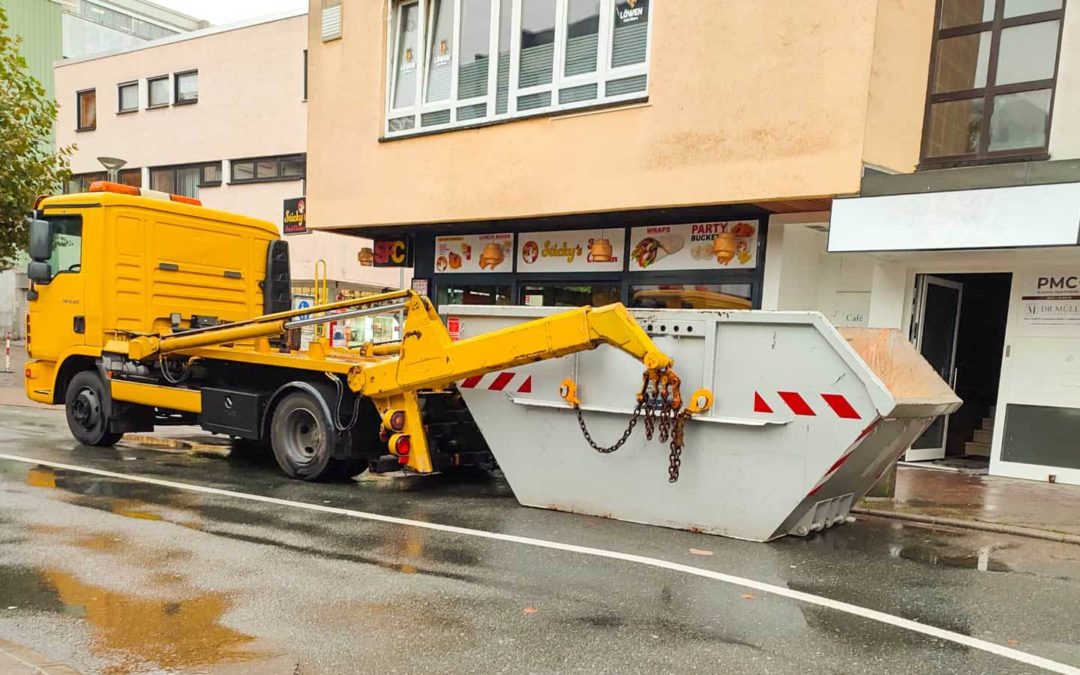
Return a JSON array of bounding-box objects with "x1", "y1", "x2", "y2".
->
[{"x1": 1, "y1": 452, "x2": 1076, "y2": 674}]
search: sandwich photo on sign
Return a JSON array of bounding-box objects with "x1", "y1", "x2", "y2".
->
[{"x1": 631, "y1": 234, "x2": 685, "y2": 268}]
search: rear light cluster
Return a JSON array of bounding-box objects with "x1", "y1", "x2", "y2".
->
[{"x1": 381, "y1": 408, "x2": 410, "y2": 463}]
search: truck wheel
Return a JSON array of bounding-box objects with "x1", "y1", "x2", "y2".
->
[
  {"x1": 270, "y1": 391, "x2": 354, "y2": 481},
  {"x1": 65, "y1": 371, "x2": 124, "y2": 447}
]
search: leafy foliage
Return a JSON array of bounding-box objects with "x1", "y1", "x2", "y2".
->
[{"x1": 0, "y1": 5, "x2": 72, "y2": 265}]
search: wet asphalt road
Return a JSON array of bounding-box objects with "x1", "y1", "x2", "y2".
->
[{"x1": 1, "y1": 405, "x2": 1079, "y2": 674}]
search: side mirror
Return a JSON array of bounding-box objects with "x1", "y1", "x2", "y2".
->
[
  {"x1": 28, "y1": 219, "x2": 52, "y2": 261},
  {"x1": 27, "y1": 261, "x2": 52, "y2": 285}
]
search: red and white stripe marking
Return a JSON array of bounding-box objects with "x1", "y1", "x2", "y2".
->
[
  {"x1": 805, "y1": 419, "x2": 881, "y2": 497},
  {"x1": 754, "y1": 390, "x2": 862, "y2": 420},
  {"x1": 459, "y1": 370, "x2": 533, "y2": 394}
]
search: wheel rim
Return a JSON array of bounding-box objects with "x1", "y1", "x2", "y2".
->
[
  {"x1": 72, "y1": 387, "x2": 102, "y2": 431},
  {"x1": 281, "y1": 407, "x2": 324, "y2": 465}
]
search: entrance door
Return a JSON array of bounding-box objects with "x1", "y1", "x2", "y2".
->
[{"x1": 907, "y1": 275, "x2": 963, "y2": 461}]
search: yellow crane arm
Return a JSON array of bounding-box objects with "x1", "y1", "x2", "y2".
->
[{"x1": 348, "y1": 293, "x2": 674, "y2": 398}]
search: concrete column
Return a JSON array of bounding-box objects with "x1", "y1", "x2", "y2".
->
[{"x1": 867, "y1": 262, "x2": 909, "y2": 329}]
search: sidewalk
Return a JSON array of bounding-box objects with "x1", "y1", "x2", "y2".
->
[
  {"x1": 858, "y1": 465, "x2": 1080, "y2": 543},
  {"x1": 0, "y1": 638, "x2": 81, "y2": 674}
]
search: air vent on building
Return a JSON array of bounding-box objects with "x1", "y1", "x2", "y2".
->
[{"x1": 321, "y1": 2, "x2": 342, "y2": 42}]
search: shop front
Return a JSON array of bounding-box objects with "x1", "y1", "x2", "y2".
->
[
  {"x1": 398, "y1": 209, "x2": 770, "y2": 314},
  {"x1": 821, "y1": 179, "x2": 1080, "y2": 486}
]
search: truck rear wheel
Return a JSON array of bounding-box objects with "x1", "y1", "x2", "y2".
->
[
  {"x1": 65, "y1": 371, "x2": 124, "y2": 447},
  {"x1": 270, "y1": 391, "x2": 356, "y2": 481}
]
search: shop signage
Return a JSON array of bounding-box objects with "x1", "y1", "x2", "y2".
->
[
  {"x1": 629, "y1": 220, "x2": 759, "y2": 272},
  {"x1": 372, "y1": 237, "x2": 412, "y2": 267},
  {"x1": 436, "y1": 233, "x2": 513, "y2": 273},
  {"x1": 517, "y1": 228, "x2": 625, "y2": 273},
  {"x1": 615, "y1": 0, "x2": 649, "y2": 26},
  {"x1": 1020, "y1": 271, "x2": 1080, "y2": 328},
  {"x1": 282, "y1": 197, "x2": 308, "y2": 235}
]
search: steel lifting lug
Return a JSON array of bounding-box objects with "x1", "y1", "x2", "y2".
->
[
  {"x1": 559, "y1": 378, "x2": 580, "y2": 407},
  {"x1": 687, "y1": 388, "x2": 714, "y2": 414}
]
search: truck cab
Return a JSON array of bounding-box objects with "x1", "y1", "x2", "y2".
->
[{"x1": 24, "y1": 183, "x2": 287, "y2": 408}]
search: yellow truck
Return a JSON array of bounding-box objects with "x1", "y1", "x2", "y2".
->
[{"x1": 23, "y1": 182, "x2": 698, "y2": 482}]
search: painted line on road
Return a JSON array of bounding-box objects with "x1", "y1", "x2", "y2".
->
[{"x1": 0, "y1": 451, "x2": 1075, "y2": 674}]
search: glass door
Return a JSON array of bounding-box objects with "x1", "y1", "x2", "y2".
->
[{"x1": 907, "y1": 275, "x2": 964, "y2": 461}]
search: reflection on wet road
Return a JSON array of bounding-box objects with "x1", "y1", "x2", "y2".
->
[{"x1": 1, "y1": 406, "x2": 1079, "y2": 674}]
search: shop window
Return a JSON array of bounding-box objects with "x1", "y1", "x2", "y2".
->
[
  {"x1": 521, "y1": 284, "x2": 620, "y2": 307},
  {"x1": 438, "y1": 284, "x2": 513, "y2": 306},
  {"x1": 386, "y1": 0, "x2": 651, "y2": 137},
  {"x1": 76, "y1": 89, "x2": 96, "y2": 131},
  {"x1": 921, "y1": 0, "x2": 1064, "y2": 166},
  {"x1": 629, "y1": 284, "x2": 753, "y2": 310}
]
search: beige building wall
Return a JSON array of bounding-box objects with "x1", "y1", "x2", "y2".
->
[
  {"x1": 53, "y1": 12, "x2": 402, "y2": 291},
  {"x1": 306, "y1": 0, "x2": 936, "y2": 231},
  {"x1": 861, "y1": 0, "x2": 936, "y2": 173}
]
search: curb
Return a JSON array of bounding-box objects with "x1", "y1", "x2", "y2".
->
[
  {"x1": 853, "y1": 507, "x2": 1080, "y2": 545},
  {"x1": 120, "y1": 434, "x2": 230, "y2": 457},
  {"x1": 0, "y1": 637, "x2": 82, "y2": 674}
]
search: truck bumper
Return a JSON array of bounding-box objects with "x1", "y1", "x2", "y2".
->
[{"x1": 24, "y1": 360, "x2": 57, "y2": 404}]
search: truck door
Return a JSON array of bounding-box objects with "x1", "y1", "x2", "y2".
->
[{"x1": 28, "y1": 215, "x2": 86, "y2": 363}]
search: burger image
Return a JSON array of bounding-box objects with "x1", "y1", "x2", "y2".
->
[
  {"x1": 448, "y1": 251, "x2": 462, "y2": 269},
  {"x1": 358, "y1": 248, "x2": 374, "y2": 266},
  {"x1": 589, "y1": 238, "x2": 613, "y2": 263},
  {"x1": 436, "y1": 256, "x2": 448, "y2": 272},
  {"x1": 480, "y1": 243, "x2": 506, "y2": 269}
]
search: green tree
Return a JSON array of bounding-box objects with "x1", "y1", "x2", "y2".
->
[{"x1": 0, "y1": 5, "x2": 72, "y2": 266}]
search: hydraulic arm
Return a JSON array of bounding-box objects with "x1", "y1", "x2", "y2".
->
[{"x1": 123, "y1": 290, "x2": 704, "y2": 476}]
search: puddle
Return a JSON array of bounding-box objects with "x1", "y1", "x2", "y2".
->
[{"x1": 0, "y1": 564, "x2": 265, "y2": 674}]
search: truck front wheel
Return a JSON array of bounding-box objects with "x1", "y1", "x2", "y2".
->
[
  {"x1": 65, "y1": 371, "x2": 124, "y2": 447},
  {"x1": 270, "y1": 391, "x2": 355, "y2": 481}
]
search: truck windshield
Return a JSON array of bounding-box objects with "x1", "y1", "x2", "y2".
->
[{"x1": 44, "y1": 215, "x2": 83, "y2": 279}]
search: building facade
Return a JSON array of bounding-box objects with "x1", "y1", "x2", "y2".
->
[
  {"x1": 305, "y1": 0, "x2": 929, "y2": 312},
  {"x1": 306, "y1": 0, "x2": 1080, "y2": 487},
  {"x1": 808, "y1": 0, "x2": 1080, "y2": 486},
  {"x1": 54, "y1": 11, "x2": 404, "y2": 300}
]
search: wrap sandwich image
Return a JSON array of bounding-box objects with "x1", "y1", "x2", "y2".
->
[{"x1": 631, "y1": 234, "x2": 685, "y2": 268}]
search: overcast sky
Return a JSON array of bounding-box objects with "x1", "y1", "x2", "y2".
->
[{"x1": 150, "y1": 0, "x2": 307, "y2": 26}]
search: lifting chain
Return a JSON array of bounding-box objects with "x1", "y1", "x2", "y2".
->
[{"x1": 562, "y1": 368, "x2": 710, "y2": 483}]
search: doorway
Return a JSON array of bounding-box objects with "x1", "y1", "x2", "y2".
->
[{"x1": 906, "y1": 273, "x2": 1012, "y2": 464}]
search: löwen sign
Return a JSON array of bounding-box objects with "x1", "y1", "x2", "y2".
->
[{"x1": 283, "y1": 197, "x2": 308, "y2": 235}]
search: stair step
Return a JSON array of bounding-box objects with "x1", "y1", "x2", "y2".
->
[
  {"x1": 980, "y1": 417, "x2": 995, "y2": 432},
  {"x1": 973, "y1": 428, "x2": 993, "y2": 445},
  {"x1": 965, "y1": 441, "x2": 992, "y2": 457}
]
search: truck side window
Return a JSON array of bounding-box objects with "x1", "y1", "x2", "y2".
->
[{"x1": 45, "y1": 216, "x2": 83, "y2": 279}]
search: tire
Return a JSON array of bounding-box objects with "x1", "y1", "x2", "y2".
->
[
  {"x1": 65, "y1": 371, "x2": 124, "y2": 447},
  {"x1": 269, "y1": 391, "x2": 356, "y2": 481}
]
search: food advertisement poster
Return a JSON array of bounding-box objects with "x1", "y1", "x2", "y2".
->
[
  {"x1": 629, "y1": 221, "x2": 759, "y2": 272},
  {"x1": 1019, "y1": 271, "x2": 1080, "y2": 330},
  {"x1": 435, "y1": 233, "x2": 513, "y2": 274},
  {"x1": 517, "y1": 229, "x2": 625, "y2": 273}
]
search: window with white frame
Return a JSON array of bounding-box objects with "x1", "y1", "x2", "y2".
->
[{"x1": 386, "y1": 0, "x2": 650, "y2": 136}]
